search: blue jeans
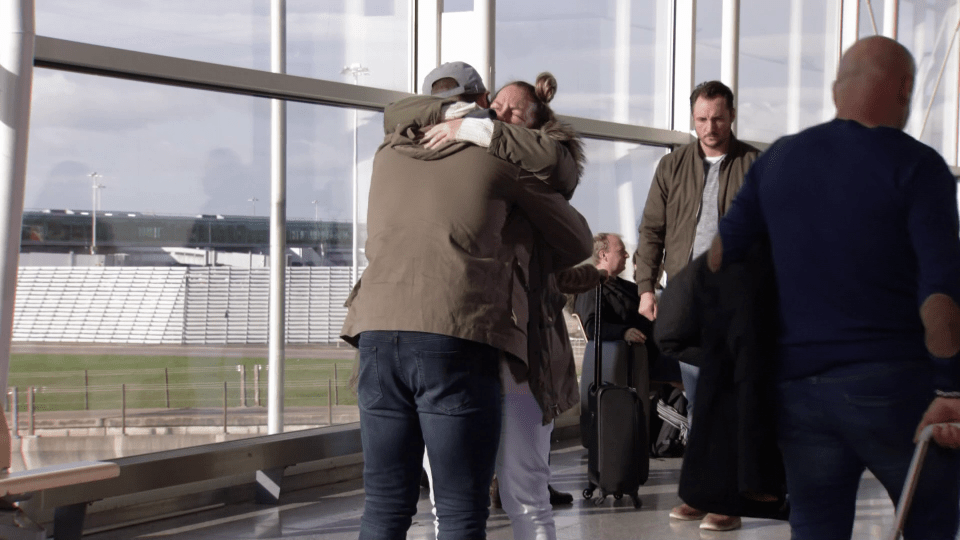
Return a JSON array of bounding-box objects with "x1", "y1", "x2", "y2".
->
[
  {"x1": 777, "y1": 360, "x2": 960, "y2": 540},
  {"x1": 356, "y1": 331, "x2": 502, "y2": 540}
]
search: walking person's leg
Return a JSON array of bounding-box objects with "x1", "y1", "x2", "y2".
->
[
  {"x1": 837, "y1": 362, "x2": 960, "y2": 540},
  {"x1": 415, "y1": 334, "x2": 502, "y2": 539},
  {"x1": 496, "y1": 362, "x2": 556, "y2": 540},
  {"x1": 357, "y1": 331, "x2": 426, "y2": 540},
  {"x1": 773, "y1": 362, "x2": 954, "y2": 540},
  {"x1": 777, "y1": 375, "x2": 864, "y2": 540}
]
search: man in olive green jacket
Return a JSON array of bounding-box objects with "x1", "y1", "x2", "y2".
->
[
  {"x1": 636, "y1": 80, "x2": 759, "y2": 532},
  {"x1": 341, "y1": 63, "x2": 592, "y2": 540},
  {"x1": 636, "y1": 82, "x2": 760, "y2": 315}
]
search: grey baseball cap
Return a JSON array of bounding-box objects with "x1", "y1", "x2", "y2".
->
[{"x1": 421, "y1": 61, "x2": 487, "y2": 97}]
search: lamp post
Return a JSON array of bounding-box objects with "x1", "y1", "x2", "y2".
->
[
  {"x1": 341, "y1": 63, "x2": 369, "y2": 285},
  {"x1": 248, "y1": 197, "x2": 259, "y2": 216},
  {"x1": 311, "y1": 199, "x2": 321, "y2": 262},
  {"x1": 88, "y1": 172, "x2": 104, "y2": 255}
]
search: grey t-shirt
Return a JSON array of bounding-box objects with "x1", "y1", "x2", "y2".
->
[{"x1": 691, "y1": 154, "x2": 726, "y2": 260}]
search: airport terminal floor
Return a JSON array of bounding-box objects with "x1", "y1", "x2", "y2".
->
[{"x1": 85, "y1": 439, "x2": 898, "y2": 540}]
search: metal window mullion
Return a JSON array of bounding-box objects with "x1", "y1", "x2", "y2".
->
[
  {"x1": 883, "y1": 0, "x2": 899, "y2": 38},
  {"x1": 267, "y1": 0, "x2": 287, "y2": 435},
  {"x1": 408, "y1": 0, "x2": 416, "y2": 94},
  {"x1": 721, "y1": 0, "x2": 740, "y2": 132},
  {"x1": 654, "y1": 0, "x2": 676, "y2": 130},
  {"x1": 945, "y1": 2, "x2": 960, "y2": 166},
  {"x1": 614, "y1": 0, "x2": 637, "y2": 242},
  {"x1": 415, "y1": 0, "x2": 442, "y2": 94},
  {"x1": 841, "y1": 0, "x2": 861, "y2": 54},
  {"x1": 673, "y1": 0, "x2": 696, "y2": 134},
  {"x1": 823, "y1": 0, "x2": 843, "y2": 122},
  {"x1": 0, "y1": 0, "x2": 34, "y2": 396},
  {"x1": 476, "y1": 0, "x2": 495, "y2": 92},
  {"x1": 787, "y1": 0, "x2": 804, "y2": 133}
]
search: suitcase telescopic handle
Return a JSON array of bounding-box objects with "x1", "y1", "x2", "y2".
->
[
  {"x1": 886, "y1": 422, "x2": 960, "y2": 540},
  {"x1": 593, "y1": 283, "x2": 602, "y2": 388}
]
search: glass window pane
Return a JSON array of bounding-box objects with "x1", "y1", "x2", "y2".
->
[
  {"x1": 36, "y1": 0, "x2": 267, "y2": 69},
  {"x1": 17, "y1": 70, "x2": 375, "y2": 467},
  {"x1": 287, "y1": 1, "x2": 411, "y2": 91},
  {"x1": 859, "y1": 0, "x2": 885, "y2": 37},
  {"x1": 737, "y1": 0, "x2": 841, "y2": 141},
  {"x1": 36, "y1": 0, "x2": 412, "y2": 92},
  {"x1": 695, "y1": 1, "x2": 723, "y2": 86},
  {"x1": 900, "y1": 0, "x2": 960, "y2": 165},
  {"x1": 495, "y1": 0, "x2": 669, "y2": 128},
  {"x1": 571, "y1": 140, "x2": 669, "y2": 256}
]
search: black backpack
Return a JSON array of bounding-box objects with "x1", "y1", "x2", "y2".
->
[{"x1": 650, "y1": 386, "x2": 688, "y2": 457}]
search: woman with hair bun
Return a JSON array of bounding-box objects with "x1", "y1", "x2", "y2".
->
[
  {"x1": 430, "y1": 72, "x2": 598, "y2": 540},
  {"x1": 422, "y1": 72, "x2": 585, "y2": 199}
]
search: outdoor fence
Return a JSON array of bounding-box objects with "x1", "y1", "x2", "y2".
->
[
  {"x1": 7, "y1": 363, "x2": 354, "y2": 411},
  {"x1": 6, "y1": 363, "x2": 357, "y2": 436}
]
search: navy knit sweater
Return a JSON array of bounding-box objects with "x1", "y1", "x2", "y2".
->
[{"x1": 719, "y1": 119, "x2": 960, "y2": 391}]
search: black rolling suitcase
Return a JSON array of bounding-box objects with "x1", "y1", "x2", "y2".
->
[{"x1": 583, "y1": 283, "x2": 646, "y2": 508}]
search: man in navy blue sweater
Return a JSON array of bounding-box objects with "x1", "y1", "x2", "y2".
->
[{"x1": 712, "y1": 36, "x2": 960, "y2": 540}]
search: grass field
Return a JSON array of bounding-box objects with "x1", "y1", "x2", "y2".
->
[{"x1": 7, "y1": 354, "x2": 357, "y2": 412}]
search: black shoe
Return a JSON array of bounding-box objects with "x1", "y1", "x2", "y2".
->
[
  {"x1": 420, "y1": 468, "x2": 430, "y2": 490},
  {"x1": 548, "y1": 484, "x2": 573, "y2": 506}
]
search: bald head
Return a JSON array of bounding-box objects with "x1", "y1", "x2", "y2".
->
[{"x1": 833, "y1": 36, "x2": 916, "y2": 129}]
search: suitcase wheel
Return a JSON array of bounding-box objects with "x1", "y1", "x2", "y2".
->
[
  {"x1": 582, "y1": 488, "x2": 594, "y2": 500},
  {"x1": 614, "y1": 492, "x2": 623, "y2": 500}
]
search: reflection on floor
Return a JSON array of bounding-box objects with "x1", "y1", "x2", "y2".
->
[{"x1": 87, "y1": 440, "x2": 899, "y2": 540}]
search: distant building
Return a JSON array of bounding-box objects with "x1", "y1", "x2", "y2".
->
[{"x1": 18, "y1": 210, "x2": 363, "y2": 267}]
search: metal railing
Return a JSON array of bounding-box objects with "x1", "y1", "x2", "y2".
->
[{"x1": 6, "y1": 363, "x2": 357, "y2": 436}]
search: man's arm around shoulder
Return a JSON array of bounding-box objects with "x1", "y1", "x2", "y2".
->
[{"x1": 383, "y1": 95, "x2": 451, "y2": 135}]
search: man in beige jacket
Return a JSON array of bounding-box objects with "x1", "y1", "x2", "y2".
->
[{"x1": 341, "y1": 62, "x2": 592, "y2": 540}]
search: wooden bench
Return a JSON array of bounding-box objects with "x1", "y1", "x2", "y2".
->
[{"x1": 0, "y1": 413, "x2": 119, "y2": 540}]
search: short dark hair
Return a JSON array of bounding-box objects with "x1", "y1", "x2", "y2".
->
[
  {"x1": 431, "y1": 77, "x2": 485, "y2": 103},
  {"x1": 690, "y1": 80, "x2": 735, "y2": 112}
]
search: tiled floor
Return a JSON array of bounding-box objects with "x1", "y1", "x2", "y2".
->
[{"x1": 87, "y1": 440, "x2": 901, "y2": 540}]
